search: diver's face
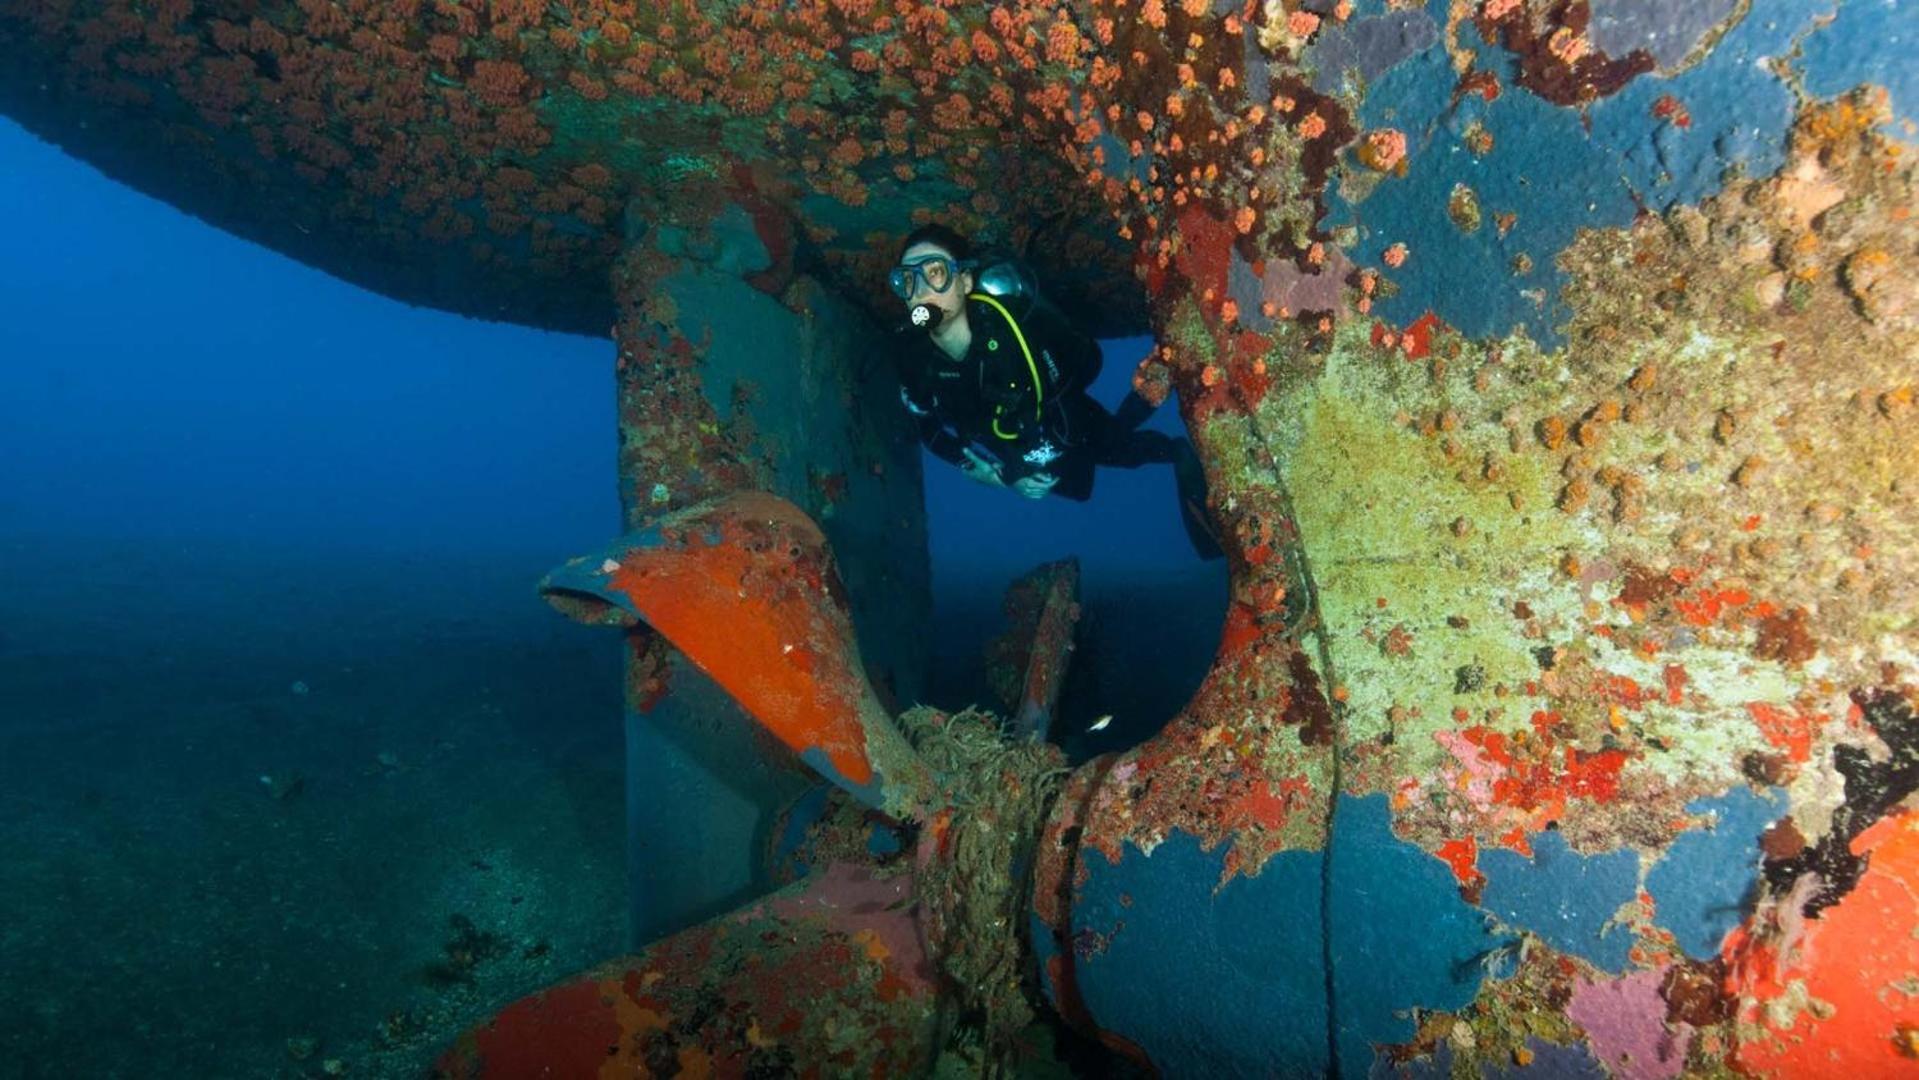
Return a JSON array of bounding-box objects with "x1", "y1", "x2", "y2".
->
[{"x1": 896, "y1": 242, "x2": 973, "y2": 323}]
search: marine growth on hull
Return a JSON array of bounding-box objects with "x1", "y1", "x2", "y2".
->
[{"x1": 5, "y1": 0, "x2": 1914, "y2": 1075}]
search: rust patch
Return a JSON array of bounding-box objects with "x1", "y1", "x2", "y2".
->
[
  {"x1": 1757, "y1": 817, "x2": 1807, "y2": 861},
  {"x1": 1615, "y1": 562, "x2": 1682, "y2": 609},
  {"x1": 1474, "y1": 0, "x2": 1655, "y2": 107},
  {"x1": 1285, "y1": 649, "x2": 1336, "y2": 747},
  {"x1": 1661, "y1": 960, "x2": 1734, "y2": 1027},
  {"x1": 1753, "y1": 606, "x2": 1817, "y2": 666}
]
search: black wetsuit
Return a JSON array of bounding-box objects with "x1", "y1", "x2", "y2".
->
[{"x1": 892, "y1": 293, "x2": 1183, "y2": 501}]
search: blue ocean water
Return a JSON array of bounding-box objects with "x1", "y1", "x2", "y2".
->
[
  {"x1": 0, "y1": 115, "x2": 1220, "y2": 1075},
  {"x1": 0, "y1": 114, "x2": 636, "y2": 1077}
]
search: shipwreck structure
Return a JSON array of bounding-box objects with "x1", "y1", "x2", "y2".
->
[{"x1": 5, "y1": 0, "x2": 1914, "y2": 1074}]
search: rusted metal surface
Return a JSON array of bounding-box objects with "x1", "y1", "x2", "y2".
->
[
  {"x1": 541, "y1": 491, "x2": 939, "y2": 821},
  {"x1": 0, "y1": 0, "x2": 1148, "y2": 336},
  {"x1": 985, "y1": 558, "x2": 1083, "y2": 742},
  {"x1": 1033, "y1": 83, "x2": 1918, "y2": 1072},
  {"x1": 602, "y1": 194, "x2": 931, "y2": 940},
  {"x1": 435, "y1": 860, "x2": 942, "y2": 1078}
]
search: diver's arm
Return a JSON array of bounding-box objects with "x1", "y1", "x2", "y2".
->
[
  {"x1": 920, "y1": 419, "x2": 969, "y2": 467},
  {"x1": 900, "y1": 389, "x2": 969, "y2": 467},
  {"x1": 894, "y1": 338, "x2": 969, "y2": 467}
]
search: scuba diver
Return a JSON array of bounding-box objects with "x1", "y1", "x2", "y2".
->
[{"x1": 888, "y1": 223, "x2": 1223, "y2": 560}]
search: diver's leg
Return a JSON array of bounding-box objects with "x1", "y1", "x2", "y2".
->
[
  {"x1": 1112, "y1": 390, "x2": 1157, "y2": 432},
  {"x1": 1050, "y1": 455, "x2": 1095, "y2": 501},
  {"x1": 1095, "y1": 426, "x2": 1180, "y2": 468},
  {"x1": 1063, "y1": 389, "x2": 1159, "y2": 451},
  {"x1": 1169, "y1": 436, "x2": 1224, "y2": 561}
]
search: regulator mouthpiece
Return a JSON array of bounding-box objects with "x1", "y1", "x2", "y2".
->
[{"x1": 909, "y1": 303, "x2": 943, "y2": 332}]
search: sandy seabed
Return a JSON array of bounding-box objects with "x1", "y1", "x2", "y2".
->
[{"x1": 0, "y1": 537, "x2": 628, "y2": 1079}]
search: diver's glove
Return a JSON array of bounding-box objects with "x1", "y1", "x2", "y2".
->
[
  {"x1": 959, "y1": 447, "x2": 1007, "y2": 487},
  {"x1": 1012, "y1": 472, "x2": 1057, "y2": 500}
]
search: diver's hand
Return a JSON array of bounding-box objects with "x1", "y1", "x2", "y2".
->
[
  {"x1": 1012, "y1": 472, "x2": 1057, "y2": 499},
  {"x1": 960, "y1": 447, "x2": 1006, "y2": 487}
]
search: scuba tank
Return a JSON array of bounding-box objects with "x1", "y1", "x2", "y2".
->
[{"x1": 972, "y1": 257, "x2": 1039, "y2": 313}]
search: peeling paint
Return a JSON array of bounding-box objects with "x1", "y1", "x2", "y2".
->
[
  {"x1": 1644, "y1": 787, "x2": 1786, "y2": 960},
  {"x1": 1480, "y1": 831, "x2": 1639, "y2": 973},
  {"x1": 1566, "y1": 967, "x2": 1692, "y2": 1080}
]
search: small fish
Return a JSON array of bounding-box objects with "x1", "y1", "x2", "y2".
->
[{"x1": 1088, "y1": 714, "x2": 1114, "y2": 733}]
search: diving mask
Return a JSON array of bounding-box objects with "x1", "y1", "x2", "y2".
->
[{"x1": 889, "y1": 254, "x2": 971, "y2": 300}]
